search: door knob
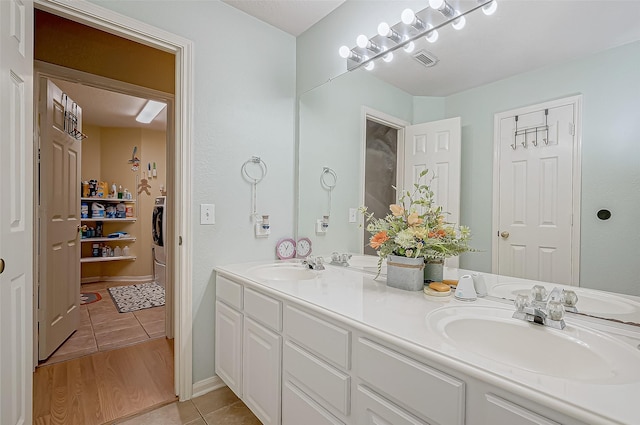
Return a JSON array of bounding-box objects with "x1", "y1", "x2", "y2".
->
[
  {"x1": 0, "y1": 258, "x2": 5, "y2": 274},
  {"x1": 500, "y1": 231, "x2": 510, "y2": 239}
]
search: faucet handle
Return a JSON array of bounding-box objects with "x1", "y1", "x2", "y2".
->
[
  {"x1": 514, "y1": 294, "x2": 529, "y2": 311},
  {"x1": 547, "y1": 301, "x2": 565, "y2": 321},
  {"x1": 562, "y1": 290, "x2": 578, "y2": 307},
  {"x1": 530, "y1": 285, "x2": 548, "y2": 302}
]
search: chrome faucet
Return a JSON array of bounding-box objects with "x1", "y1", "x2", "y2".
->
[
  {"x1": 330, "y1": 252, "x2": 352, "y2": 267},
  {"x1": 512, "y1": 285, "x2": 578, "y2": 330},
  {"x1": 303, "y1": 255, "x2": 325, "y2": 270}
]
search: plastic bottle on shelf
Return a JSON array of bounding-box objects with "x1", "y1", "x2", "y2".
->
[
  {"x1": 123, "y1": 246, "x2": 130, "y2": 257},
  {"x1": 114, "y1": 246, "x2": 122, "y2": 257}
]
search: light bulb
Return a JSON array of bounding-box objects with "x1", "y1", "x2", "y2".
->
[
  {"x1": 338, "y1": 45, "x2": 351, "y2": 59},
  {"x1": 482, "y1": 0, "x2": 498, "y2": 15},
  {"x1": 363, "y1": 57, "x2": 375, "y2": 71},
  {"x1": 401, "y1": 8, "x2": 416, "y2": 25},
  {"x1": 452, "y1": 15, "x2": 466, "y2": 30},
  {"x1": 429, "y1": 0, "x2": 445, "y2": 10},
  {"x1": 377, "y1": 22, "x2": 390, "y2": 37},
  {"x1": 425, "y1": 24, "x2": 439, "y2": 43},
  {"x1": 356, "y1": 34, "x2": 369, "y2": 49},
  {"x1": 383, "y1": 51, "x2": 393, "y2": 63},
  {"x1": 403, "y1": 41, "x2": 415, "y2": 53}
]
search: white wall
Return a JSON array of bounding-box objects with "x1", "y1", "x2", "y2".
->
[{"x1": 91, "y1": 0, "x2": 296, "y2": 383}]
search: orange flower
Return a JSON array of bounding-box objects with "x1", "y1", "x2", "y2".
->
[
  {"x1": 389, "y1": 204, "x2": 404, "y2": 216},
  {"x1": 407, "y1": 212, "x2": 423, "y2": 226},
  {"x1": 370, "y1": 231, "x2": 390, "y2": 249},
  {"x1": 429, "y1": 229, "x2": 446, "y2": 238}
]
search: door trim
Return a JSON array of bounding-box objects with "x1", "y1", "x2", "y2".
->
[
  {"x1": 360, "y1": 107, "x2": 409, "y2": 254},
  {"x1": 34, "y1": 0, "x2": 194, "y2": 399},
  {"x1": 491, "y1": 95, "x2": 582, "y2": 286}
]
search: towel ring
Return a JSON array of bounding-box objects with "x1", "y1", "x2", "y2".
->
[
  {"x1": 320, "y1": 167, "x2": 337, "y2": 190},
  {"x1": 241, "y1": 156, "x2": 268, "y2": 184}
]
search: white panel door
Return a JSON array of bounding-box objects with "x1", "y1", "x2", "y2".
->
[
  {"x1": 496, "y1": 104, "x2": 575, "y2": 284},
  {"x1": 37, "y1": 78, "x2": 82, "y2": 360},
  {"x1": 0, "y1": 0, "x2": 34, "y2": 423},
  {"x1": 243, "y1": 317, "x2": 282, "y2": 425},
  {"x1": 404, "y1": 117, "x2": 461, "y2": 267}
]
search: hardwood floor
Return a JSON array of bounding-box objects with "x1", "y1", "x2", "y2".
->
[{"x1": 34, "y1": 337, "x2": 176, "y2": 425}]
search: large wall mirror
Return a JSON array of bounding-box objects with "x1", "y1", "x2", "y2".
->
[{"x1": 297, "y1": 0, "x2": 640, "y2": 311}]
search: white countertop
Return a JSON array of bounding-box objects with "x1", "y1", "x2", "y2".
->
[{"x1": 215, "y1": 256, "x2": 640, "y2": 425}]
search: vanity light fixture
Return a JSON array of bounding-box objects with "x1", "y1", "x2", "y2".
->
[
  {"x1": 135, "y1": 100, "x2": 166, "y2": 124},
  {"x1": 339, "y1": 0, "x2": 496, "y2": 71}
]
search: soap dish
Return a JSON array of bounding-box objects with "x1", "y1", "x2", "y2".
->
[{"x1": 423, "y1": 286, "x2": 451, "y2": 297}]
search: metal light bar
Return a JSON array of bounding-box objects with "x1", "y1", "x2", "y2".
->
[{"x1": 343, "y1": 0, "x2": 495, "y2": 72}]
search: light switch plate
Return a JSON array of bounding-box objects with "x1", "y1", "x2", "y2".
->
[
  {"x1": 200, "y1": 204, "x2": 215, "y2": 225},
  {"x1": 349, "y1": 208, "x2": 358, "y2": 223}
]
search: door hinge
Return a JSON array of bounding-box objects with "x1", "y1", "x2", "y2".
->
[
  {"x1": 179, "y1": 236, "x2": 183, "y2": 246},
  {"x1": 569, "y1": 123, "x2": 575, "y2": 136}
]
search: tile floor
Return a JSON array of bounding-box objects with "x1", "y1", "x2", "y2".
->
[
  {"x1": 40, "y1": 281, "x2": 165, "y2": 366},
  {"x1": 114, "y1": 386, "x2": 261, "y2": 425}
]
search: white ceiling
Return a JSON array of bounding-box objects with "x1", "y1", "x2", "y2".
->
[{"x1": 221, "y1": 0, "x2": 346, "y2": 36}]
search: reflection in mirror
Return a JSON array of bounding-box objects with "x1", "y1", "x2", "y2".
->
[{"x1": 297, "y1": 1, "x2": 640, "y2": 323}]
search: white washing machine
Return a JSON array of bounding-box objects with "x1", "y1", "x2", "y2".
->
[{"x1": 152, "y1": 196, "x2": 166, "y2": 289}]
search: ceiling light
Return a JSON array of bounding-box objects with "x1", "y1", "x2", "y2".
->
[
  {"x1": 425, "y1": 24, "x2": 439, "y2": 43},
  {"x1": 481, "y1": 0, "x2": 498, "y2": 16},
  {"x1": 377, "y1": 22, "x2": 403, "y2": 43},
  {"x1": 136, "y1": 100, "x2": 166, "y2": 124},
  {"x1": 339, "y1": 1, "x2": 495, "y2": 71}
]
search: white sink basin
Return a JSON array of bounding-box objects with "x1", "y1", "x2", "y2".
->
[
  {"x1": 426, "y1": 305, "x2": 640, "y2": 384},
  {"x1": 490, "y1": 282, "x2": 640, "y2": 321},
  {"x1": 247, "y1": 263, "x2": 318, "y2": 281}
]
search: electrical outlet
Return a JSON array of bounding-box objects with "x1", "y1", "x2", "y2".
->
[
  {"x1": 200, "y1": 204, "x2": 215, "y2": 225},
  {"x1": 349, "y1": 208, "x2": 358, "y2": 223}
]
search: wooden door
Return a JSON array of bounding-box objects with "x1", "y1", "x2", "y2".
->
[
  {"x1": 404, "y1": 117, "x2": 461, "y2": 267},
  {"x1": 37, "y1": 77, "x2": 82, "y2": 360},
  {"x1": 496, "y1": 102, "x2": 576, "y2": 284},
  {"x1": 0, "y1": 0, "x2": 34, "y2": 423}
]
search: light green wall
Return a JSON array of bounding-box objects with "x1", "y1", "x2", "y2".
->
[
  {"x1": 90, "y1": 0, "x2": 297, "y2": 383},
  {"x1": 447, "y1": 40, "x2": 640, "y2": 295}
]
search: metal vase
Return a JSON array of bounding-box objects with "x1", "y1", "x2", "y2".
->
[
  {"x1": 386, "y1": 255, "x2": 425, "y2": 291},
  {"x1": 424, "y1": 260, "x2": 444, "y2": 283}
]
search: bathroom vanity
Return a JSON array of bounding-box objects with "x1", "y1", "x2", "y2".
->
[{"x1": 214, "y1": 258, "x2": 640, "y2": 425}]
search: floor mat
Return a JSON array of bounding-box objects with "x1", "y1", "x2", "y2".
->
[
  {"x1": 80, "y1": 292, "x2": 102, "y2": 305},
  {"x1": 108, "y1": 282, "x2": 165, "y2": 313}
]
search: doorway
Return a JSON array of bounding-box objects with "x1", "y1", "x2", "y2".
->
[
  {"x1": 32, "y1": 0, "x2": 194, "y2": 403},
  {"x1": 35, "y1": 72, "x2": 171, "y2": 365}
]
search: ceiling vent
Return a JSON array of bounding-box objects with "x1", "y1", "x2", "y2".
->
[{"x1": 413, "y1": 50, "x2": 439, "y2": 68}]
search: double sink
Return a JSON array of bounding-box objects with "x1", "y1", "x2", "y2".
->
[{"x1": 245, "y1": 261, "x2": 640, "y2": 384}]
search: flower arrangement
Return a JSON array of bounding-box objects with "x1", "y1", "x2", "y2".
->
[{"x1": 362, "y1": 170, "x2": 473, "y2": 271}]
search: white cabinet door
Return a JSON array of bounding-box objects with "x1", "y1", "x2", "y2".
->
[
  {"x1": 214, "y1": 300, "x2": 243, "y2": 397},
  {"x1": 484, "y1": 394, "x2": 561, "y2": 425},
  {"x1": 243, "y1": 317, "x2": 282, "y2": 425}
]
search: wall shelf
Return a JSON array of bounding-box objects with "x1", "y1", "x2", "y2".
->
[
  {"x1": 81, "y1": 237, "x2": 136, "y2": 243},
  {"x1": 82, "y1": 218, "x2": 137, "y2": 223},
  {"x1": 81, "y1": 256, "x2": 137, "y2": 263},
  {"x1": 81, "y1": 197, "x2": 136, "y2": 203}
]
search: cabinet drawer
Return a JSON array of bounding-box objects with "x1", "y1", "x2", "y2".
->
[
  {"x1": 283, "y1": 381, "x2": 345, "y2": 425},
  {"x1": 244, "y1": 287, "x2": 282, "y2": 331},
  {"x1": 216, "y1": 275, "x2": 243, "y2": 310},
  {"x1": 356, "y1": 385, "x2": 429, "y2": 425},
  {"x1": 484, "y1": 394, "x2": 560, "y2": 425},
  {"x1": 284, "y1": 341, "x2": 351, "y2": 416},
  {"x1": 357, "y1": 338, "x2": 465, "y2": 425},
  {"x1": 285, "y1": 305, "x2": 350, "y2": 370}
]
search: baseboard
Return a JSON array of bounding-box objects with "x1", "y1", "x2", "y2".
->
[
  {"x1": 81, "y1": 274, "x2": 154, "y2": 284},
  {"x1": 192, "y1": 375, "x2": 226, "y2": 398}
]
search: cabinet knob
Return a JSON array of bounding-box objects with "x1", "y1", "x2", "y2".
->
[{"x1": 500, "y1": 231, "x2": 510, "y2": 239}]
